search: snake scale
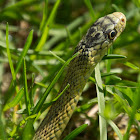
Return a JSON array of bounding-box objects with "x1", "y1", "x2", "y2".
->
[{"x1": 33, "y1": 12, "x2": 126, "y2": 140}]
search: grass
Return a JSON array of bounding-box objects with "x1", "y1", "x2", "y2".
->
[
  {"x1": 0, "y1": 0, "x2": 140, "y2": 140},
  {"x1": 95, "y1": 63, "x2": 107, "y2": 140}
]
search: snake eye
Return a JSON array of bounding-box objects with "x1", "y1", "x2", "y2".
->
[{"x1": 108, "y1": 30, "x2": 117, "y2": 40}]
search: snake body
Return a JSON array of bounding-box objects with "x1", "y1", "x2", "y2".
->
[{"x1": 34, "y1": 12, "x2": 126, "y2": 140}]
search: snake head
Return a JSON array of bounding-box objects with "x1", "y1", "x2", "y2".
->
[
  {"x1": 107, "y1": 12, "x2": 126, "y2": 41},
  {"x1": 84, "y1": 12, "x2": 126, "y2": 50}
]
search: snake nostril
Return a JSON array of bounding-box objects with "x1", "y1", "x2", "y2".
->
[{"x1": 121, "y1": 18, "x2": 125, "y2": 23}]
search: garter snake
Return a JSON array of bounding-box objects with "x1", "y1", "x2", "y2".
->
[{"x1": 33, "y1": 12, "x2": 126, "y2": 140}]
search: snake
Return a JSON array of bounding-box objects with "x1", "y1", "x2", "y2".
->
[{"x1": 33, "y1": 12, "x2": 126, "y2": 140}]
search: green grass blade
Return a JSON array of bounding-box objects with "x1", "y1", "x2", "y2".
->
[
  {"x1": 95, "y1": 63, "x2": 107, "y2": 140},
  {"x1": 22, "y1": 119, "x2": 35, "y2": 140},
  {"x1": 99, "y1": 112, "x2": 123, "y2": 140},
  {"x1": 4, "y1": 30, "x2": 33, "y2": 104},
  {"x1": 107, "y1": 119, "x2": 123, "y2": 140},
  {"x1": 45, "y1": 0, "x2": 61, "y2": 25},
  {"x1": 113, "y1": 93, "x2": 131, "y2": 114},
  {"x1": 84, "y1": 0, "x2": 95, "y2": 19},
  {"x1": 77, "y1": 97, "x2": 110, "y2": 113},
  {"x1": 35, "y1": 82, "x2": 47, "y2": 88},
  {"x1": 35, "y1": 0, "x2": 61, "y2": 51},
  {"x1": 32, "y1": 52, "x2": 79, "y2": 115},
  {"x1": 53, "y1": 84, "x2": 70, "y2": 102},
  {"x1": 23, "y1": 58, "x2": 31, "y2": 116},
  {"x1": 49, "y1": 50, "x2": 65, "y2": 64},
  {"x1": 20, "y1": 114, "x2": 37, "y2": 127},
  {"x1": 3, "y1": 87, "x2": 24, "y2": 111},
  {"x1": 89, "y1": 76, "x2": 95, "y2": 83},
  {"x1": 40, "y1": 0, "x2": 48, "y2": 31},
  {"x1": 112, "y1": 4, "x2": 121, "y2": 12},
  {"x1": 15, "y1": 30, "x2": 33, "y2": 74},
  {"x1": 123, "y1": 83, "x2": 140, "y2": 140},
  {"x1": 124, "y1": 61, "x2": 139, "y2": 70},
  {"x1": 1, "y1": 0, "x2": 40, "y2": 12},
  {"x1": 101, "y1": 72, "x2": 118, "y2": 77},
  {"x1": 30, "y1": 73, "x2": 35, "y2": 107},
  {"x1": 0, "y1": 103, "x2": 7, "y2": 140},
  {"x1": 76, "y1": 97, "x2": 98, "y2": 112},
  {"x1": 105, "y1": 47, "x2": 113, "y2": 83},
  {"x1": 6, "y1": 23, "x2": 16, "y2": 81},
  {"x1": 32, "y1": 63, "x2": 45, "y2": 77},
  {"x1": 65, "y1": 26, "x2": 72, "y2": 44},
  {"x1": 102, "y1": 54, "x2": 127, "y2": 60},
  {"x1": 63, "y1": 124, "x2": 88, "y2": 140}
]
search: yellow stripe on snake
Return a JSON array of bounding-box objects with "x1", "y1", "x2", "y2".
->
[{"x1": 33, "y1": 12, "x2": 126, "y2": 140}]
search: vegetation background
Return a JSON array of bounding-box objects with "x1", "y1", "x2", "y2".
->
[{"x1": 0, "y1": 0, "x2": 140, "y2": 140}]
